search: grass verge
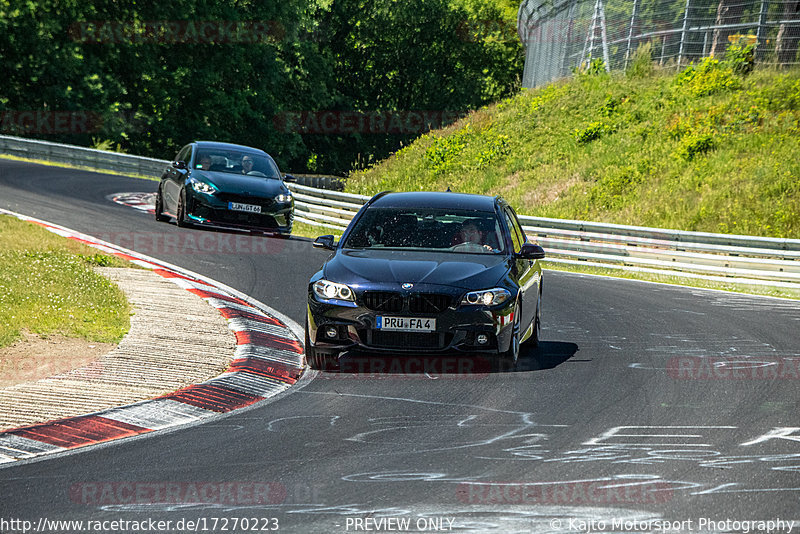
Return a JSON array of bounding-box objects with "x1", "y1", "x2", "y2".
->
[
  {"x1": 0, "y1": 215, "x2": 131, "y2": 349},
  {"x1": 346, "y1": 61, "x2": 800, "y2": 239}
]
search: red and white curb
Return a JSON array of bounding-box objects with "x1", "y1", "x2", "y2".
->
[
  {"x1": 0, "y1": 209, "x2": 306, "y2": 464},
  {"x1": 107, "y1": 192, "x2": 156, "y2": 215}
]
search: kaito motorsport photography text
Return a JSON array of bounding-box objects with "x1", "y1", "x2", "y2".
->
[{"x1": 551, "y1": 517, "x2": 796, "y2": 533}]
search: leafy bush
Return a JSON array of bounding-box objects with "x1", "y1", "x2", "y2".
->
[
  {"x1": 723, "y1": 41, "x2": 755, "y2": 76},
  {"x1": 676, "y1": 131, "x2": 716, "y2": 160},
  {"x1": 476, "y1": 134, "x2": 510, "y2": 169},
  {"x1": 575, "y1": 121, "x2": 615, "y2": 143},
  {"x1": 424, "y1": 132, "x2": 470, "y2": 174},
  {"x1": 674, "y1": 57, "x2": 741, "y2": 97},
  {"x1": 755, "y1": 74, "x2": 800, "y2": 111},
  {"x1": 575, "y1": 58, "x2": 608, "y2": 77},
  {"x1": 600, "y1": 96, "x2": 622, "y2": 117},
  {"x1": 666, "y1": 115, "x2": 692, "y2": 139},
  {"x1": 425, "y1": 126, "x2": 511, "y2": 173}
]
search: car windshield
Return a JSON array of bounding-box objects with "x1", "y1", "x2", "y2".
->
[
  {"x1": 343, "y1": 207, "x2": 505, "y2": 254},
  {"x1": 194, "y1": 150, "x2": 281, "y2": 179}
]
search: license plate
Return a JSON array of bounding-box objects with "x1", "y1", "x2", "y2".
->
[
  {"x1": 228, "y1": 202, "x2": 261, "y2": 214},
  {"x1": 376, "y1": 316, "x2": 436, "y2": 332}
]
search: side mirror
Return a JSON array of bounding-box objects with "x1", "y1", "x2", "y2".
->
[
  {"x1": 518, "y1": 243, "x2": 545, "y2": 260},
  {"x1": 283, "y1": 174, "x2": 297, "y2": 183},
  {"x1": 313, "y1": 235, "x2": 336, "y2": 250},
  {"x1": 172, "y1": 160, "x2": 187, "y2": 170}
]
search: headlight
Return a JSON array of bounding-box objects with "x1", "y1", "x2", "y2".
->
[
  {"x1": 275, "y1": 193, "x2": 292, "y2": 203},
  {"x1": 461, "y1": 288, "x2": 511, "y2": 307},
  {"x1": 190, "y1": 179, "x2": 216, "y2": 194},
  {"x1": 313, "y1": 280, "x2": 355, "y2": 301}
]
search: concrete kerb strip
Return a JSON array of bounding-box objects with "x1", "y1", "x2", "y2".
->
[
  {"x1": 0, "y1": 208, "x2": 307, "y2": 463},
  {"x1": 0, "y1": 267, "x2": 238, "y2": 430}
]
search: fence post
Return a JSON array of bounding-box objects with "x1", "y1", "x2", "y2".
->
[
  {"x1": 559, "y1": 0, "x2": 579, "y2": 77},
  {"x1": 756, "y1": 0, "x2": 769, "y2": 59},
  {"x1": 581, "y1": 0, "x2": 600, "y2": 68},
  {"x1": 678, "y1": 0, "x2": 692, "y2": 67},
  {"x1": 599, "y1": 0, "x2": 611, "y2": 70},
  {"x1": 624, "y1": 0, "x2": 642, "y2": 69}
]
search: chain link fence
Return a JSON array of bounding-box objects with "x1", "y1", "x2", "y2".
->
[{"x1": 518, "y1": 0, "x2": 800, "y2": 87}]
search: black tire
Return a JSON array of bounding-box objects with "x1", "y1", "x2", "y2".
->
[
  {"x1": 305, "y1": 321, "x2": 338, "y2": 370},
  {"x1": 176, "y1": 189, "x2": 190, "y2": 228},
  {"x1": 498, "y1": 303, "x2": 521, "y2": 369},
  {"x1": 154, "y1": 188, "x2": 169, "y2": 222}
]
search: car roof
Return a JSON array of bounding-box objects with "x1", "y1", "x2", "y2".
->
[
  {"x1": 193, "y1": 141, "x2": 268, "y2": 155},
  {"x1": 369, "y1": 191, "x2": 499, "y2": 212}
]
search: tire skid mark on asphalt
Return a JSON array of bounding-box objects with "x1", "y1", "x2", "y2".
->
[{"x1": 0, "y1": 208, "x2": 305, "y2": 463}]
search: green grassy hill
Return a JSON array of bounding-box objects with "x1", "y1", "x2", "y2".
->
[{"x1": 346, "y1": 54, "x2": 800, "y2": 238}]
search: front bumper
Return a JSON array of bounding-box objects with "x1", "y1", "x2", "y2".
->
[
  {"x1": 307, "y1": 289, "x2": 516, "y2": 355},
  {"x1": 185, "y1": 189, "x2": 293, "y2": 233}
]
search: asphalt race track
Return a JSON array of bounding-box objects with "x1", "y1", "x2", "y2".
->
[{"x1": 1, "y1": 159, "x2": 799, "y2": 533}]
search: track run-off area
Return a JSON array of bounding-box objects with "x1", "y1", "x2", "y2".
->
[{"x1": 1, "y1": 159, "x2": 799, "y2": 533}]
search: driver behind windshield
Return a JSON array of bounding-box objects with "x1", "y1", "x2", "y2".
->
[
  {"x1": 452, "y1": 220, "x2": 494, "y2": 251},
  {"x1": 197, "y1": 155, "x2": 213, "y2": 170},
  {"x1": 241, "y1": 155, "x2": 255, "y2": 174}
]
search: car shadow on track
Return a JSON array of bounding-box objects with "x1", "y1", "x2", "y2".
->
[
  {"x1": 514, "y1": 341, "x2": 580, "y2": 373},
  {"x1": 317, "y1": 341, "x2": 580, "y2": 376}
]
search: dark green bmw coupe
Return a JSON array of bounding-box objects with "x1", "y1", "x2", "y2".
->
[{"x1": 155, "y1": 141, "x2": 295, "y2": 237}]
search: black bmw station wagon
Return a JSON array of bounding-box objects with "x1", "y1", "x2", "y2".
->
[{"x1": 305, "y1": 191, "x2": 545, "y2": 370}]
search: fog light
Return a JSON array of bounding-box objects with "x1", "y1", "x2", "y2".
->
[
  {"x1": 325, "y1": 327, "x2": 338, "y2": 339},
  {"x1": 476, "y1": 333, "x2": 489, "y2": 345}
]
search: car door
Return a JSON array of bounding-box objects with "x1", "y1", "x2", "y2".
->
[
  {"x1": 503, "y1": 206, "x2": 538, "y2": 334},
  {"x1": 162, "y1": 144, "x2": 192, "y2": 211}
]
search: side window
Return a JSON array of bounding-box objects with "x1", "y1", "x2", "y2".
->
[
  {"x1": 265, "y1": 156, "x2": 281, "y2": 178},
  {"x1": 175, "y1": 145, "x2": 192, "y2": 164},
  {"x1": 503, "y1": 209, "x2": 522, "y2": 253},
  {"x1": 507, "y1": 207, "x2": 527, "y2": 246}
]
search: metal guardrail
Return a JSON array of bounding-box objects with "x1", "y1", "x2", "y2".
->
[
  {"x1": 0, "y1": 134, "x2": 345, "y2": 190},
  {"x1": 2, "y1": 134, "x2": 799, "y2": 289},
  {"x1": 287, "y1": 182, "x2": 800, "y2": 289},
  {"x1": 0, "y1": 134, "x2": 167, "y2": 177}
]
